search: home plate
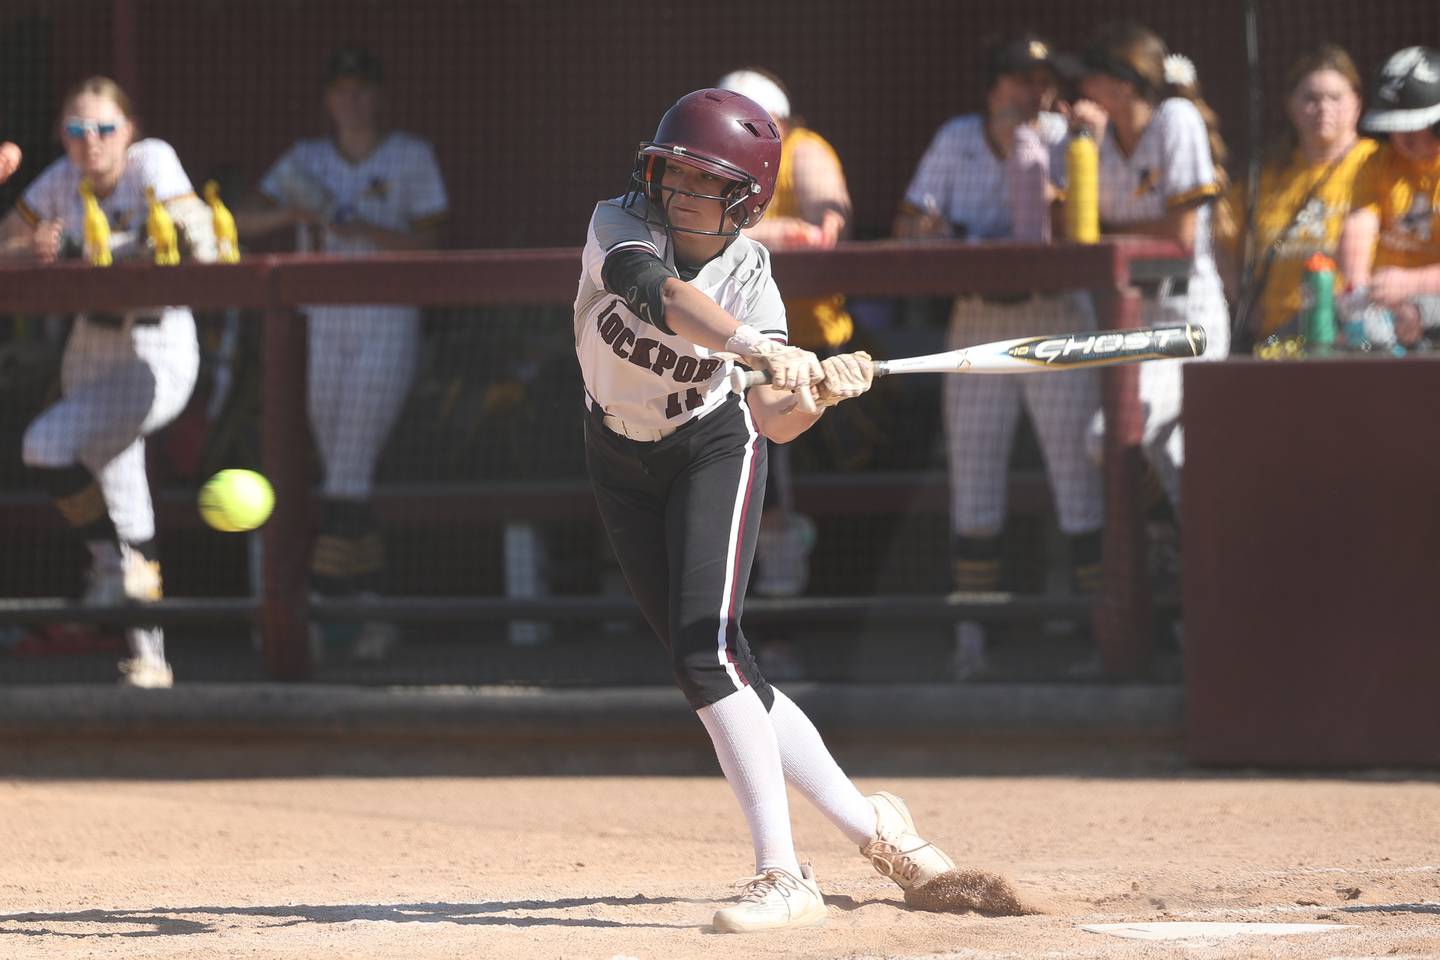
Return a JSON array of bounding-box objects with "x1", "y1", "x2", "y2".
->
[{"x1": 1080, "y1": 922, "x2": 1353, "y2": 941}]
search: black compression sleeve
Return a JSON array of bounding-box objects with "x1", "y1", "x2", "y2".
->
[{"x1": 601, "y1": 247, "x2": 678, "y2": 335}]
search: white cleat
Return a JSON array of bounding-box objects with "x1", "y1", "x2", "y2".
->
[
  {"x1": 118, "y1": 658, "x2": 174, "y2": 689},
  {"x1": 861, "y1": 791, "x2": 956, "y2": 892},
  {"x1": 712, "y1": 863, "x2": 827, "y2": 933}
]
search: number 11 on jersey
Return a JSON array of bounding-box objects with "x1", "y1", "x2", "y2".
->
[{"x1": 665, "y1": 388, "x2": 705, "y2": 418}]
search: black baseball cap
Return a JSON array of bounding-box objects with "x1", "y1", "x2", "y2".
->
[
  {"x1": 984, "y1": 33, "x2": 1060, "y2": 89},
  {"x1": 326, "y1": 47, "x2": 383, "y2": 86}
]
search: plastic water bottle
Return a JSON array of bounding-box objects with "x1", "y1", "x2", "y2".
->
[
  {"x1": 1008, "y1": 124, "x2": 1050, "y2": 243},
  {"x1": 1302, "y1": 252, "x2": 1337, "y2": 354},
  {"x1": 1065, "y1": 128, "x2": 1099, "y2": 243},
  {"x1": 1360, "y1": 304, "x2": 1406, "y2": 356}
]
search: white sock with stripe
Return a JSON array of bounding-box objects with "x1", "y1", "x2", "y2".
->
[
  {"x1": 696, "y1": 686, "x2": 802, "y2": 876},
  {"x1": 768, "y1": 687, "x2": 878, "y2": 845}
]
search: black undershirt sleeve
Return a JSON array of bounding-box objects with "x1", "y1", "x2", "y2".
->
[{"x1": 601, "y1": 247, "x2": 679, "y2": 335}]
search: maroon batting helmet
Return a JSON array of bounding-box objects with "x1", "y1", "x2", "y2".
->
[{"x1": 624, "y1": 88, "x2": 782, "y2": 238}]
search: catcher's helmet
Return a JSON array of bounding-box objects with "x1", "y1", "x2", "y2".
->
[
  {"x1": 1361, "y1": 46, "x2": 1440, "y2": 134},
  {"x1": 625, "y1": 88, "x2": 782, "y2": 238}
]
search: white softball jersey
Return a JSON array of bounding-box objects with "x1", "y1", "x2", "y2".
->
[
  {"x1": 18, "y1": 138, "x2": 197, "y2": 264},
  {"x1": 258, "y1": 132, "x2": 448, "y2": 255},
  {"x1": 1092, "y1": 97, "x2": 1224, "y2": 288},
  {"x1": 903, "y1": 112, "x2": 1067, "y2": 240},
  {"x1": 575, "y1": 197, "x2": 788, "y2": 434}
]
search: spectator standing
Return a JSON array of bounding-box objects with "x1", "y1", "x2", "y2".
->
[
  {"x1": 1064, "y1": 23, "x2": 1232, "y2": 512},
  {"x1": 895, "y1": 34, "x2": 1104, "y2": 679},
  {"x1": 1227, "y1": 45, "x2": 1376, "y2": 342},
  {"x1": 235, "y1": 48, "x2": 448, "y2": 660},
  {"x1": 0, "y1": 77, "x2": 218, "y2": 687}
]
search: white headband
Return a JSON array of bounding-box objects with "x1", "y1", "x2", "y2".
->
[{"x1": 716, "y1": 70, "x2": 790, "y2": 121}]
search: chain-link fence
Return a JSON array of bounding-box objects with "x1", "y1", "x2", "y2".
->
[{"x1": 0, "y1": 0, "x2": 1435, "y2": 686}]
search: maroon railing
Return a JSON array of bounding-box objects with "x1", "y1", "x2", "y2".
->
[{"x1": 0, "y1": 238, "x2": 1183, "y2": 680}]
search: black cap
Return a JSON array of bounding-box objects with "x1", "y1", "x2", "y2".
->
[
  {"x1": 984, "y1": 33, "x2": 1059, "y2": 89},
  {"x1": 1361, "y1": 47, "x2": 1440, "y2": 133},
  {"x1": 1052, "y1": 44, "x2": 1155, "y2": 97},
  {"x1": 326, "y1": 47, "x2": 383, "y2": 86}
]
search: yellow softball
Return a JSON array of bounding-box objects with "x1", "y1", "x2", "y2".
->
[{"x1": 198, "y1": 469, "x2": 275, "y2": 533}]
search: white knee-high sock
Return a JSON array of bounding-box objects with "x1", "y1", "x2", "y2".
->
[
  {"x1": 769, "y1": 687, "x2": 878, "y2": 846},
  {"x1": 696, "y1": 686, "x2": 802, "y2": 876}
]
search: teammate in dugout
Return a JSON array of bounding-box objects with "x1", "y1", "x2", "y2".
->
[
  {"x1": 235, "y1": 48, "x2": 448, "y2": 661},
  {"x1": 894, "y1": 32, "x2": 1104, "y2": 681},
  {"x1": 1062, "y1": 22, "x2": 1232, "y2": 510},
  {"x1": 1337, "y1": 47, "x2": 1440, "y2": 347},
  {"x1": 0, "y1": 76, "x2": 219, "y2": 688},
  {"x1": 576, "y1": 88, "x2": 958, "y2": 933}
]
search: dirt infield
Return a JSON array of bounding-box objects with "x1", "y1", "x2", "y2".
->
[{"x1": 2, "y1": 774, "x2": 1438, "y2": 959}]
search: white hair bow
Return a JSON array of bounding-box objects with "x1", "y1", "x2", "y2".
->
[{"x1": 1163, "y1": 53, "x2": 1197, "y2": 88}]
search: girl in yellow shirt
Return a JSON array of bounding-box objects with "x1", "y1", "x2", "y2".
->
[{"x1": 1229, "y1": 46, "x2": 1376, "y2": 339}]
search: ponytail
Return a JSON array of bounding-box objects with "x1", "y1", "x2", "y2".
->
[{"x1": 1163, "y1": 68, "x2": 1236, "y2": 242}]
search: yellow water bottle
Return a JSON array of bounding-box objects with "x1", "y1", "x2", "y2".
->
[{"x1": 1065, "y1": 128, "x2": 1099, "y2": 243}]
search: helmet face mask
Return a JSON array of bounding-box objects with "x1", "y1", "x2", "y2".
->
[
  {"x1": 630, "y1": 154, "x2": 757, "y2": 238},
  {"x1": 623, "y1": 89, "x2": 781, "y2": 241}
]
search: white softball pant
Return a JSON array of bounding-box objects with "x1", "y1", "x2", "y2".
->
[
  {"x1": 1086, "y1": 275, "x2": 1231, "y2": 507},
  {"x1": 944, "y1": 294, "x2": 1104, "y2": 537},
  {"x1": 306, "y1": 305, "x2": 420, "y2": 501},
  {"x1": 23, "y1": 310, "x2": 199, "y2": 544}
]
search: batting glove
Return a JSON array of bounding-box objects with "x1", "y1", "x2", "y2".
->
[{"x1": 813, "y1": 351, "x2": 873, "y2": 409}]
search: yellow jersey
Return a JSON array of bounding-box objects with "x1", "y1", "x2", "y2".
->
[
  {"x1": 1350, "y1": 142, "x2": 1440, "y2": 271},
  {"x1": 1229, "y1": 139, "x2": 1377, "y2": 336},
  {"x1": 770, "y1": 127, "x2": 854, "y2": 350}
]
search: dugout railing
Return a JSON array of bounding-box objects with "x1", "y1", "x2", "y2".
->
[{"x1": 0, "y1": 238, "x2": 1183, "y2": 681}]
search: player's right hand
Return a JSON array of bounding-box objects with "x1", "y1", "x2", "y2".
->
[
  {"x1": 748, "y1": 340, "x2": 823, "y2": 394},
  {"x1": 814, "y1": 351, "x2": 873, "y2": 408},
  {"x1": 33, "y1": 220, "x2": 62, "y2": 263}
]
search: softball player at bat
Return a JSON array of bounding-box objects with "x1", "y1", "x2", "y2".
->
[
  {"x1": 0, "y1": 77, "x2": 218, "y2": 689},
  {"x1": 578, "y1": 88, "x2": 957, "y2": 933},
  {"x1": 236, "y1": 49, "x2": 447, "y2": 659},
  {"x1": 895, "y1": 33, "x2": 1103, "y2": 680},
  {"x1": 1065, "y1": 23, "x2": 1232, "y2": 509}
]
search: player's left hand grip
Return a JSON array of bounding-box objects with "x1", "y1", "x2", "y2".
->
[{"x1": 728, "y1": 368, "x2": 770, "y2": 392}]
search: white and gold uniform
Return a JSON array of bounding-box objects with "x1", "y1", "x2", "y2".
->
[{"x1": 1082, "y1": 97, "x2": 1231, "y2": 505}]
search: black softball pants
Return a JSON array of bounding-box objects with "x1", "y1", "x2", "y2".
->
[{"x1": 585, "y1": 394, "x2": 774, "y2": 711}]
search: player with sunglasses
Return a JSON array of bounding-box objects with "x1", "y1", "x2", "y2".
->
[{"x1": 0, "y1": 76, "x2": 219, "y2": 688}]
